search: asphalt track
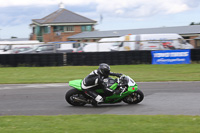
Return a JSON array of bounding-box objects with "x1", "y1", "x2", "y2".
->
[{"x1": 0, "y1": 81, "x2": 200, "y2": 116}]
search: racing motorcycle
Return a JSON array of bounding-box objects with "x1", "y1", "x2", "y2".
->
[{"x1": 65, "y1": 75, "x2": 144, "y2": 106}]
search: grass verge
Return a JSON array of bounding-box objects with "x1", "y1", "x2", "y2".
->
[
  {"x1": 0, "y1": 115, "x2": 200, "y2": 133},
  {"x1": 0, "y1": 64, "x2": 199, "y2": 84}
]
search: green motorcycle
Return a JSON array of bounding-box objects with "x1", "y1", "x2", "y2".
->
[{"x1": 65, "y1": 75, "x2": 144, "y2": 106}]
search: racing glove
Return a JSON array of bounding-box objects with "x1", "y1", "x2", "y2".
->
[{"x1": 110, "y1": 72, "x2": 122, "y2": 77}]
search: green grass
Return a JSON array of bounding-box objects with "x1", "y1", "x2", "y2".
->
[
  {"x1": 0, "y1": 115, "x2": 200, "y2": 133},
  {"x1": 0, "y1": 64, "x2": 199, "y2": 84}
]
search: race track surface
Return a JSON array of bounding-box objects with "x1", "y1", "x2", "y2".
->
[{"x1": 0, "y1": 81, "x2": 200, "y2": 115}]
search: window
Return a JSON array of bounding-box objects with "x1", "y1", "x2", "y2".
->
[
  {"x1": 35, "y1": 26, "x2": 42, "y2": 36},
  {"x1": 73, "y1": 43, "x2": 81, "y2": 48},
  {"x1": 37, "y1": 45, "x2": 54, "y2": 51},
  {"x1": 119, "y1": 42, "x2": 124, "y2": 47},
  {"x1": 56, "y1": 44, "x2": 61, "y2": 48},
  {"x1": 53, "y1": 26, "x2": 74, "y2": 32},
  {"x1": 183, "y1": 37, "x2": 190, "y2": 43},
  {"x1": 44, "y1": 26, "x2": 50, "y2": 34},
  {"x1": 178, "y1": 38, "x2": 186, "y2": 44},
  {"x1": 196, "y1": 40, "x2": 200, "y2": 47},
  {"x1": 81, "y1": 25, "x2": 92, "y2": 32},
  {"x1": 53, "y1": 26, "x2": 64, "y2": 32},
  {"x1": 46, "y1": 46, "x2": 54, "y2": 51},
  {"x1": 64, "y1": 26, "x2": 74, "y2": 32}
]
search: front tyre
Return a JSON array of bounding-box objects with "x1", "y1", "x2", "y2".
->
[
  {"x1": 65, "y1": 88, "x2": 86, "y2": 106},
  {"x1": 123, "y1": 89, "x2": 144, "y2": 104}
]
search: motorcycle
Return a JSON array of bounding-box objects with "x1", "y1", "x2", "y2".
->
[{"x1": 65, "y1": 75, "x2": 144, "y2": 106}]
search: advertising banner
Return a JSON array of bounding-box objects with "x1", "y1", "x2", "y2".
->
[{"x1": 151, "y1": 49, "x2": 191, "y2": 64}]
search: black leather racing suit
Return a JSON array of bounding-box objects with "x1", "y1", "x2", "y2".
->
[{"x1": 81, "y1": 70, "x2": 122, "y2": 100}]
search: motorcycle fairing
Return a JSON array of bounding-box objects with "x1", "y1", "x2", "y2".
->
[
  {"x1": 104, "y1": 84, "x2": 138, "y2": 103},
  {"x1": 69, "y1": 80, "x2": 119, "y2": 92},
  {"x1": 69, "y1": 79, "x2": 82, "y2": 91}
]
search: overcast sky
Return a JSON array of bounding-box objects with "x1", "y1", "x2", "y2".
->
[{"x1": 0, "y1": 0, "x2": 200, "y2": 39}]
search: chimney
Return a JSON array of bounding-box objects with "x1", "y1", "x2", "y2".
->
[{"x1": 59, "y1": 2, "x2": 65, "y2": 9}]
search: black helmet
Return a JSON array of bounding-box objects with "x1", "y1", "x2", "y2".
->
[{"x1": 98, "y1": 63, "x2": 110, "y2": 77}]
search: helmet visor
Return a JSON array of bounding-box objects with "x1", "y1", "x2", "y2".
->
[{"x1": 103, "y1": 69, "x2": 110, "y2": 76}]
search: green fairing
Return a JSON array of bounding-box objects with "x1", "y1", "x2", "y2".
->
[
  {"x1": 104, "y1": 84, "x2": 138, "y2": 103},
  {"x1": 96, "y1": 83, "x2": 118, "y2": 94},
  {"x1": 69, "y1": 79, "x2": 138, "y2": 104},
  {"x1": 69, "y1": 80, "x2": 118, "y2": 92},
  {"x1": 128, "y1": 84, "x2": 138, "y2": 92},
  {"x1": 69, "y1": 79, "x2": 82, "y2": 91},
  {"x1": 110, "y1": 83, "x2": 118, "y2": 90}
]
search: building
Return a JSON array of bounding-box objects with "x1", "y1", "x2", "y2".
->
[
  {"x1": 30, "y1": 3, "x2": 97, "y2": 42},
  {"x1": 194, "y1": 36, "x2": 200, "y2": 48},
  {"x1": 68, "y1": 25, "x2": 200, "y2": 48}
]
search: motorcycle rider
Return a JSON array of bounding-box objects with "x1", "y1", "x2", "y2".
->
[{"x1": 81, "y1": 63, "x2": 122, "y2": 105}]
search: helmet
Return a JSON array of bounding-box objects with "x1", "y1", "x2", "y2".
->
[{"x1": 97, "y1": 63, "x2": 110, "y2": 77}]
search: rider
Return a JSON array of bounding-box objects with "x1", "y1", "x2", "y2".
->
[{"x1": 81, "y1": 63, "x2": 122, "y2": 104}]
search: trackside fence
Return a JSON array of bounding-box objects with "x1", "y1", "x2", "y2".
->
[
  {"x1": 0, "y1": 54, "x2": 63, "y2": 67},
  {"x1": 0, "y1": 49, "x2": 199, "y2": 67},
  {"x1": 66, "y1": 50, "x2": 151, "y2": 66},
  {"x1": 191, "y1": 49, "x2": 200, "y2": 63}
]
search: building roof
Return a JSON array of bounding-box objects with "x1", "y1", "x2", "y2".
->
[
  {"x1": 32, "y1": 8, "x2": 96, "y2": 25},
  {"x1": 68, "y1": 25, "x2": 200, "y2": 39},
  {"x1": 0, "y1": 38, "x2": 29, "y2": 41}
]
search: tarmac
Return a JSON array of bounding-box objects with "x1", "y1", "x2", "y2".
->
[{"x1": 0, "y1": 81, "x2": 200, "y2": 115}]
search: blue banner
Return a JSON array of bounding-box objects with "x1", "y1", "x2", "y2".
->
[{"x1": 151, "y1": 49, "x2": 191, "y2": 64}]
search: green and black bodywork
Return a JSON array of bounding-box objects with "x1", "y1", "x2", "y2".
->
[{"x1": 65, "y1": 76, "x2": 144, "y2": 106}]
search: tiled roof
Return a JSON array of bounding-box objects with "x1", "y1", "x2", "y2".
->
[
  {"x1": 32, "y1": 9, "x2": 96, "y2": 24},
  {"x1": 68, "y1": 25, "x2": 200, "y2": 39}
]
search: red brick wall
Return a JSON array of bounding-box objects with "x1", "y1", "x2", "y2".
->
[
  {"x1": 189, "y1": 36, "x2": 198, "y2": 48},
  {"x1": 74, "y1": 25, "x2": 81, "y2": 32},
  {"x1": 30, "y1": 34, "x2": 37, "y2": 40}
]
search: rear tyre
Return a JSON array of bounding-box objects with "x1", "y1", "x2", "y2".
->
[
  {"x1": 65, "y1": 88, "x2": 87, "y2": 106},
  {"x1": 123, "y1": 89, "x2": 144, "y2": 104}
]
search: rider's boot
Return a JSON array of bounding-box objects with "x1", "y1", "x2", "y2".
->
[{"x1": 84, "y1": 90, "x2": 103, "y2": 106}]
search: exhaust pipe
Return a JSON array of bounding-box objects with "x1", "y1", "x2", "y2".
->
[{"x1": 72, "y1": 97, "x2": 88, "y2": 103}]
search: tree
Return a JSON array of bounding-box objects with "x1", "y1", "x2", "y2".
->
[
  {"x1": 11, "y1": 36, "x2": 17, "y2": 39},
  {"x1": 190, "y1": 22, "x2": 200, "y2": 25},
  {"x1": 190, "y1": 22, "x2": 195, "y2": 25}
]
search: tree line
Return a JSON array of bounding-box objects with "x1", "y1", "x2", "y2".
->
[{"x1": 190, "y1": 22, "x2": 200, "y2": 25}]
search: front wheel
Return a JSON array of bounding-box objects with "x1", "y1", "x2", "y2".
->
[
  {"x1": 65, "y1": 88, "x2": 87, "y2": 106},
  {"x1": 123, "y1": 90, "x2": 144, "y2": 104}
]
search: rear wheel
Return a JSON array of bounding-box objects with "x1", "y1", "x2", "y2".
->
[
  {"x1": 123, "y1": 89, "x2": 144, "y2": 104},
  {"x1": 65, "y1": 88, "x2": 87, "y2": 106}
]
